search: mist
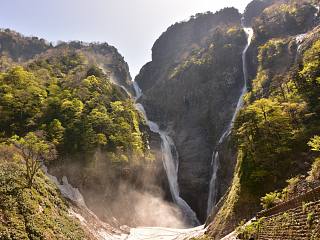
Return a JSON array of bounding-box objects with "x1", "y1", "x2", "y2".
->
[
  {"x1": 49, "y1": 148, "x2": 188, "y2": 229},
  {"x1": 107, "y1": 184, "x2": 186, "y2": 228}
]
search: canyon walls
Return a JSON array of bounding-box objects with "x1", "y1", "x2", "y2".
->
[{"x1": 136, "y1": 8, "x2": 247, "y2": 221}]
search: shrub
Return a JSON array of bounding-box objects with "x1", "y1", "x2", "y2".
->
[
  {"x1": 261, "y1": 191, "x2": 281, "y2": 210},
  {"x1": 308, "y1": 158, "x2": 320, "y2": 182},
  {"x1": 236, "y1": 218, "x2": 265, "y2": 240}
]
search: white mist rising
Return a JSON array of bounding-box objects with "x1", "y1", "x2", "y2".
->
[{"x1": 113, "y1": 185, "x2": 186, "y2": 228}]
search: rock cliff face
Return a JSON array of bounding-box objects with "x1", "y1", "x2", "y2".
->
[
  {"x1": 136, "y1": 8, "x2": 247, "y2": 221},
  {"x1": 206, "y1": 0, "x2": 320, "y2": 238},
  {"x1": 0, "y1": 28, "x2": 51, "y2": 61}
]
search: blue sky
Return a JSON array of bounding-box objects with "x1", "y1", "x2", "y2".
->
[{"x1": 1, "y1": 0, "x2": 252, "y2": 77}]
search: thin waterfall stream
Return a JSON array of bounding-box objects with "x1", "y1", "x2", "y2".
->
[
  {"x1": 207, "y1": 24, "x2": 253, "y2": 216},
  {"x1": 44, "y1": 22, "x2": 254, "y2": 240}
]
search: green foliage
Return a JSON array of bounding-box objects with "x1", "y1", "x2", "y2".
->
[
  {"x1": 208, "y1": 1, "x2": 320, "y2": 237},
  {"x1": 298, "y1": 40, "x2": 320, "y2": 110},
  {"x1": 0, "y1": 156, "x2": 87, "y2": 239},
  {"x1": 233, "y1": 21, "x2": 320, "y2": 200},
  {"x1": 47, "y1": 119, "x2": 65, "y2": 145},
  {"x1": 307, "y1": 212, "x2": 315, "y2": 226},
  {"x1": 0, "y1": 41, "x2": 155, "y2": 233},
  {"x1": 308, "y1": 158, "x2": 320, "y2": 181},
  {"x1": 236, "y1": 218, "x2": 265, "y2": 240},
  {"x1": 258, "y1": 39, "x2": 288, "y2": 69},
  {"x1": 0, "y1": 67, "x2": 47, "y2": 135},
  {"x1": 11, "y1": 132, "x2": 57, "y2": 188},
  {"x1": 235, "y1": 98, "x2": 294, "y2": 192},
  {"x1": 260, "y1": 191, "x2": 281, "y2": 210},
  {"x1": 253, "y1": 1, "x2": 316, "y2": 42},
  {"x1": 308, "y1": 136, "x2": 320, "y2": 152},
  {"x1": 169, "y1": 26, "x2": 246, "y2": 80},
  {"x1": 0, "y1": 52, "x2": 150, "y2": 165}
]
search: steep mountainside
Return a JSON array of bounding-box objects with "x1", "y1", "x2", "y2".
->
[
  {"x1": 136, "y1": 8, "x2": 247, "y2": 221},
  {"x1": 0, "y1": 29, "x2": 133, "y2": 92},
  {"x1": 0, "y1": 147, "x2": 90, "y2": 239},
  {"x1": 1, "y1": 0, "x2": 320, "y2": 238},
  {"x1": 0, "y1": 30, "x2": 168, "y2": 229},
  {"x1": 0, "y1": 29, "x2": 50, "y2": 62},
  {"x1": 206, "y1": 0, "x2": 320, "y2": 238}
]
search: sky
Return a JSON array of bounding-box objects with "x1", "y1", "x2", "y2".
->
[{"x1": 1, "y1": 0, "x2": 252, "y2": 77}]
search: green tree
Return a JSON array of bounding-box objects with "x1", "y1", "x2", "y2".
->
[
  {"x1": 0, "y1": 67, "x2": 47, "y2": 135},
  {"x1": 12, "y1": 132, "x2": 57, "y2": 187},
  {"x1": 307, "y1": 136, "x2": 320, "y2": 181},
  {"x1": 308, "y1": 136, "x2": 320, "y2": 152},
  {"x1": 298, "y1": 40, "x2": 320, "y2": 109},
  {"x1": 47, "y1": 119, "x2": 65, "y2": 145},
  {"x1": 235, "y1": 98, "x2": 294, "y2": 192}
]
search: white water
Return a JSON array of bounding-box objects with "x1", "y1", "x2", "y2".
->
[
  {"x1": 41, "y1": 25, "x2": 256, "y2": 240},
  {"x1": 135, "y1": 103, "x2": 200, "y2": 226},
  {"x1": 295, "y1": 33, "x2": 308, "y2": 53},
  {"x1": 315, "y1": 4, "x2": 319, "y2": 17},
  {"x1": 133, "y1": 81, "x2": 142, "y2": 100},
  {"x1": 52, "y1": 61, "x2": 205, "y2": 240},
  {"x1": 207, "y1": 25, "x2": 253, "y2": 216}
]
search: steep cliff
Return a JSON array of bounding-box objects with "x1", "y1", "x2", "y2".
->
[
  {"x1": 206, "y1": 0, "x2": 320, "y2": 238},
  {"x1": 136, "y1": 8, "x2": 247, "y2": 221}
]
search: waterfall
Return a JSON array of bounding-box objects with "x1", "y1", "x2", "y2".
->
[
  {"x1": 134, "y1": 93, "x2": 200, "y2": 226},
  {"x1": 206, "y1": 24, "x2": 253, "y2": 216},
  {"x1": 133, "y1": 81, "x2": 142, "y2": 100}
]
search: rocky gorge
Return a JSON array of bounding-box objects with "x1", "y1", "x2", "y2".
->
[
  {"x1": 1, "y1": 0, "x2": 320, "y2": 239},
  {"x1": 136, "y1": 7, "x2": 248, "y2": 222}
]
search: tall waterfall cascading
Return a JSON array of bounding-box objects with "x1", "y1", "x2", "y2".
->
[
  {"x1": 206, "y1": 25, "x2": 253, "y2": 216},
  {"x1": 134, "y1": 96, "x2": 200, "y2": 226}
]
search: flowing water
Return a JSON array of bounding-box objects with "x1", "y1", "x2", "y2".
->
[
  {"x1": 207, "y1": 25, "x2": 253, "y2": 216},
  {"x1": 134, "y1": 98, "x2": 200, "y2": 226},
  {"x1": 44, "y1": 23, "x2": 255, "y2": 240},
  {"x1": 133, "y1": 81, "x2": 142, "y2": 100}
]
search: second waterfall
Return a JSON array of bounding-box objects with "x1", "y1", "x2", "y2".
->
[
  {"x1": 207, "y1": 25, "x2": 254, "y2": 216},
  {"x1": 133, "y1": 82, "x2": 200, "y2": 226}
]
